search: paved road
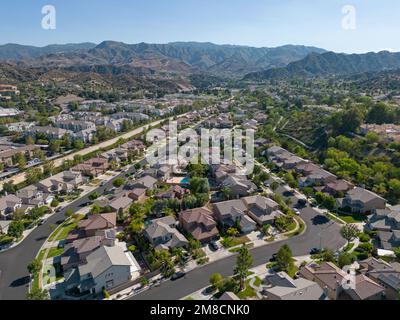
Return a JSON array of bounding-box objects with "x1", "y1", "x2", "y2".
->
[
  {"x1": 0, "y1": 165, "x2": 138, "y2": 300},
  {"x1": 132, "y1": 206, "x2": 346, "y2": 300}
]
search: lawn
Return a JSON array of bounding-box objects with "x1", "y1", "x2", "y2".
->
[
  {"x1": 229, "y1": 243, "x2": 254, "y2": 253},
  {"x1": 221, "y1": 236, "x2": 250, "y2": 249},
  {"x1": 46, "y1": 247, "x2": 64, "y2": 259},
  {"x1": 334, "y1": 211, "x2": 367, "y2": 223},
  {"x1": 253, "y1": 277, "x2": 262, "y2": 287},
  {"x1": 236, "y1": 280, "x2": 257, "y2": 300},
  {"x1": 48, "y1": 215, "x2": 84, "y2": 242}
]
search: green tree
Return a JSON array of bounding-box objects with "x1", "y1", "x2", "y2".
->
[
  {"x1": 43, "y1": 161, "x2": 55, "y2": 177},
  {"x1": 26, "y1": 167, "x2": 43, "y2": 185},
  {"x1": 209, "y1": 273, "x2": 224, "y2": 290},
  {"x1": 340, "y1": 224, "x2": 359, "y2": 245},
  {"x1": 8, "y1": 221, "x2": 24, "y2": 238},
  {"x1": 276, "y1": 244, "x2": 295, "y2": 273},
  {"x1": 338, "y1": 252, "x2": 355, "y2": 268},
  {"x1": 27, "y1": 259, "x2": 42, "y2": 275},
  {"x1": 73, "y1": 139, "x2": 85, "y2": 150},
  {"x1": 26, "y1": 288, "x2": 49, "y2": 300},
  {"x1": 49, "y1": 140, "x2": 61, "y2": 154},
  {"x1": 113, "y1": 178, "x2": 125, "y2": 188},
  {"x1": 234, "y1": 245, "x2": 253, "y2": 290}
]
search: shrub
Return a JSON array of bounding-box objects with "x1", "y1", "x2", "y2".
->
[{"x1": 358, "y1": 233, "x2": 371, "y2": 243}]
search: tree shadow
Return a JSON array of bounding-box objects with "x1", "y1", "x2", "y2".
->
[
  {"x1": 311, "y1": 215, "x2": 330, "y2": 226},
  {"x1": 10, "y1": 276, "x2": 30, "y2": 288}
]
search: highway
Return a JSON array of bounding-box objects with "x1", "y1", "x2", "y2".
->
[
  {"x1": 0, "y1": 165, "x2": 138, "y2": 300},
  {"x1": 131, "y1": 206, "x2": 346, "y2": 300}
]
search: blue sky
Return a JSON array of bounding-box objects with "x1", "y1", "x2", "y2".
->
[{"x1": 1, "y1": 0, "x2": 399, "y2": 53}]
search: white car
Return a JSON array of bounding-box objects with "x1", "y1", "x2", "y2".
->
[{"x1": 293, "y1": 208, "x2": 301, "y2": 216}]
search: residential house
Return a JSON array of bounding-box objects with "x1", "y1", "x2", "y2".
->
[
  {"x1": 109, "y1": 195, "x2": 133, "y2": 213},
  {"x1": 25, "y1": 126, "x2": 73, "y2": 140},
  {"x1": 264, "y1": 272, "x2": 325, "y2": 300},
  {"x1": 221, "y1": 175, "x2": 257, "y2": 198},
  {"x1": 128, "y1": 188, "x2": 147, "y2": 202},
  {"x1": 0, "y1": 195, "x2": 22, "y2": 220},
  {"x1": 144, "y1": 216, "x2": 188, "y2": 250},
  {"x1": 359, "y1": 258, "x2": 400, "y2": 300},
  {"x1": 213, "y1": 199, "x2": 247, "y2": 227},
  {"x1": 36, "y1": 171, "x2": 84, "y2": 194},
  {"x1": 120, "y1": 140, "x2": 146, "y2": 155},
  {"x1": 242, "y1": 195, "x2": 284, "y2": 226},
  {"x1": 300, "y1": 262, "x2": 384, "y2": 300},
  {"x1": 299, "y1": 168, "x2": 337, "y2": 188},
  {"x1": 126, "y1": 175, "x2": 157, "y2": 191},
  {"x1": 61, "y1": 230, "x2": 116, "y2": 271},
  {"x1": 367, "y1": 206, "x2": 400, "y2": 250},
  {"x1": 64, "y1": 243, "x2": 141, "y2": 295},
  {"x1": 16, "y1": 185, "x2": 49, "y2": 207},
  {"x1": 155, "y1": 185, "x2": 189, "y2": 200},
  {"x1": 179, "y1": 207, "x2": 219, "y2": 244},
  {"x1": 322, "y1": 180, "x2": 354, "y2": 197},
  {"x1": 72, "y1": 158, "x2": 110, "y2": 177},
  {"x1": 339, "y1": 187, "x2": 387, "y2": 214},
  {"x1": 0, "y1": 145, "x2": 39, "y2": 167},
  {"x1": 67, "y1": 213, "x2": 117, "y2": 241},
  {"x1": 100, "y1": 148, "x2": 128, "y2": 164}
]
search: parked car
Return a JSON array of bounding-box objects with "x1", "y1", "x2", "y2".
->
[
  {"x1": 310, "y1": 248, "x2": 321, "y2": 255},
  {"x1": 269, "y1": 253, "x2": 278, "y2": 262},
  {"x1": 209, "y1": 241, "x2": 219, "y2": 251},
  {"x1": 293, "y1": 208, "x2": 301, "y2": 216},
  {"x1": 171, "y1": 272, "x2": 186, "y2": 281}
]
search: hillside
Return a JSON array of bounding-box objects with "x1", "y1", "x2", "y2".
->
[
  {"x1": 243, "y1": 51, "x2": 400, "y2": 81},
  {"x1": 1, "y1": 41, "x2": 326, "y2": 77}
]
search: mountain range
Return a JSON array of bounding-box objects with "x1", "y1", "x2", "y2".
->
[
  {"x1": 2, "y1": 41, "x2": 400, "y2": 89},
  {"x1": 243, "y1": 51, "x2": 400, "y2": 81},
  {"x1": 0, "y1": 41, "x2": 326, "y2": 77}
]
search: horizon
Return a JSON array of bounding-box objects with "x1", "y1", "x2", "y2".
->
[
  {"x1": 0, "y1": 40, "x2": 398, "y2": 55},
  {"x1": 1, "y1": 0, "x2": 400, "y2": 54}
]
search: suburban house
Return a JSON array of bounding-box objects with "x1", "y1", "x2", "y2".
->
[
  {"x1": 37, "y1": 171, "x2": 85, "y2": 194},
  {"x1": 109, "y1": 195, "x2": 133, "y2": 213},
  {"x1": 144, "y1": 216, "x2": 188, "y2": 250},
  {"x1": 242, "y1": 195, "x2": 284, "y2": 226},
  {"x1": 179, "y1": 207, "x2": 219, "y2": 244},
  {"x1": 299, "y1": 168, "x2": 337, "y2": 188},
  {"x1": 141, "y1": 165, "x2": 173, "y2": 181},
  {"x1": 154, "y1": 185, "x2": 189, "y2": 200},
  {"x1": 72, "y1": 158, "x2": 110, "y2": 177},
  {"x1": 128, "y1": 188, "x2": 147, "y2": 202},
  {"x1": 0, "y1": 145, "x2": 39, "y2": 167},
  {"x1": 64, "y1": 243, "x2": 141, "y2": 295},
  {"x1": 0, "y1": 195, "x2": 22, "y2": 220},
  {"x1": 120, "y1": 139, "x2": 146, "y2": 155},
  {"x1": 25, "y1": 126, "x2": 73, "y2": 140},
  {"x1": 367, "y1": 206, "x2": 400, "y2": 250},
  {"x1": 126, "y1": 175, "x2": 157, "y2": 191},
  {"x1": 264, "y1": 272, "x2": 325, "y2": 300},
  {"x1": 213, "y1": 199, "x2": 247, "y2": 227},
  {"x1": 359, "y1": 258, "x2": 400, "y2": 300},
  {"x1": 100, "y1": 148, "x2": 128, "y2": 164},
  {"x1": 300, "y1": 262, "x2": 385, "y2": 300},
  {"x1": 221, "y1": 175, "x2": 257, "y2": 198},
  {"x1": 61, "y1": 230, "x2": 116, "y2": 272},
  {"x1": 338, "y1": 187, "x2": 387, "y2": 214},
  {"x1": 320, "y1": 180, "x2": 354, "y2": 197},
  {"x1": 16, "y1": 185, "x2": 47, "y2": 206},
  {"x1": 67, "y1": 213, "x2": 117, "y2": 241}
]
